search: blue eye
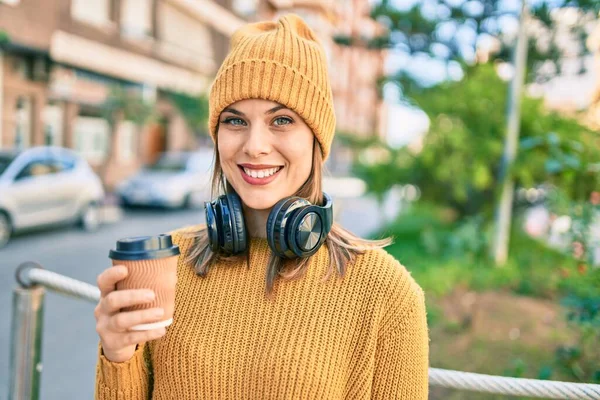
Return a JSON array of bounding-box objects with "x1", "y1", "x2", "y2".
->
[
  {"x1": 222, "y1": 117, "x2": 246, "y2": 126},
  {"x1": 273, "y1": 117, "x2": 293, "y2": 126}
]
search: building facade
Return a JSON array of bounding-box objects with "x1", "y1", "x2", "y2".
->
[{"x1": 0, "y1": 0, "x2": 244, "y2": 188}]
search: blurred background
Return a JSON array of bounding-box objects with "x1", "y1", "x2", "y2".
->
[{"x1": 0, "y1": 0, "x2": 598, "y2": 399}]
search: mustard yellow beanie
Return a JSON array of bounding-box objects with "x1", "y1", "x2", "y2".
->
[{"x1": 208, "y1": 14, "x2": 336, "y2": 160}]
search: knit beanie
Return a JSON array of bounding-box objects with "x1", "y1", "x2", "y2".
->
[{"x1": 208, "y1": 14, "x2": 336, "y2": 160}]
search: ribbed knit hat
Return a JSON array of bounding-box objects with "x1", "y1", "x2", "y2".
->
[{"x1": 208, "y1": 14, "x2": 336, "y2": 160}]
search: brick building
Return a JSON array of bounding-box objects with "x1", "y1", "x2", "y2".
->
[{"x1": 0, "y1": 0, "x2": 244, "y2": 188}]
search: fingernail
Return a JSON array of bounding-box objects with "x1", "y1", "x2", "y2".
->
[{"x1": 145, "y1": 291, "x2": 155, "y2": 301}]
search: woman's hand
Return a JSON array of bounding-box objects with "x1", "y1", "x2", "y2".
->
[{"x1": 95, "y1": 265, "x2": 167, "y2": 363}]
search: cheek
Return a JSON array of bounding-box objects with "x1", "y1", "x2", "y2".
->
[
  {"x1": 286, "y1": 140, "x2": 313, "y2": 180},
  {"x1": 217, "y1": 135, "x2": 240, "y2": 182},
  {"x1": 217, "y1": 135, "x2": 237, "y2": 164}
]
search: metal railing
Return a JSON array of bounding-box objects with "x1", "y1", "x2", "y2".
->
[{"x1": 9, "y1": 262, "x2": 600, "y2": 400}]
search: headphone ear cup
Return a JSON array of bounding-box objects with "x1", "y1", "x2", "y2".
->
[
  {"x1": 226, "y1": 193, "x2": 247, "y2": 254},
  {"x1": 287, "y1": 207, "x2": 325, "y2": 258},
  {"x1": 267, "y1": 197, "x2": 310, "y2": 258},
  {"x1": 267, "y1": 198, "x2": 293, "y2": 258},
  {"x1": 204, "y1": 200, "x2": 220, "y2": 253}
]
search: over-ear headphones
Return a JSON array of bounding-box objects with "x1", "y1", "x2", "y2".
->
[{"x1": 204, "y1": 192, "x2": 333, "y2": 259}]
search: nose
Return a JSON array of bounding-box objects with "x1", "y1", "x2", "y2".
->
[{"x1": 243, "y1": 125, "x2": 271, "y2": 158}]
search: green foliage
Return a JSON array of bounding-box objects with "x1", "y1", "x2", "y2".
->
[
  {"x1": 168, "y1": 92, "x2": 209, "y2": 138},
  {"x1": 103, "y1": 86, "x2": 154, "y2": 126},
  {"x1": 353, "y1": 154, "x2": 400, "y2": 203},
  {"x1": 370, "y1": 0, "x2": 598, "y2": 85},
  {"x1": 337, "y1": 131, "x2": 408, "y2": 203},
  {"x1": 504, "y1": 358, "x2": 527, "y2": 378},
  {"x1": 379, "y1": 202, "x2": 599, "y2": 299},
  {"x1": 0, "y1": 30, "x2": 10, "y2": 45},
  {"x1": 104, "y1": 88, "x2": 209, "y2": 137},
  {"x1": 555, "y1": 295, "x2": 600, "y2": 383},
  {"x1": 515, "y1": 132, "x2": 599, "y2": 204},
  {"x1": 351, "y1": 64, "x2": 599, "y2": 219},
  {"x1": 332, "y1": 35, "x2": 353, "y2": 47}
]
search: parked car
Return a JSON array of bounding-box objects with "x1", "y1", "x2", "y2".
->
[
  {"x1": 0, "y1": 146, "x2": 105, "y2": 248},
  {"x1": 116, "y1": 150, "x2": 213, "y2": 209}
]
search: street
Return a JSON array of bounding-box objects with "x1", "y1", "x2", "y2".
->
[
  {"x1": 0, "y1": 195, "x2": 382, "y2": 399},
  {"x1": 0, "y1": 207, "x2": 208, "y2": 400}
]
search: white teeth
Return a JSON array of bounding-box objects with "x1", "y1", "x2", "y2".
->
[{"x1": 243, "y1": 167, "x2": 281, "y2": 179}]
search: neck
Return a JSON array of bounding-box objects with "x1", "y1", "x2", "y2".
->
[{"x1": 242, "y1": 205, "x2": 271, "y2": 239}]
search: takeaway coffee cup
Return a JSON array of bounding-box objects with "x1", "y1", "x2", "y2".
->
[{"x1": 109, "y1": 234, "x2": 180, "y2": 331}]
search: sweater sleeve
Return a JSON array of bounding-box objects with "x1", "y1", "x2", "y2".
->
[
  {"x1": 95, "y1": 343, "x2": 152, "y2": 400},
  {"x1": 371, "y1": 280, "x2": 429, "y2": 399}
]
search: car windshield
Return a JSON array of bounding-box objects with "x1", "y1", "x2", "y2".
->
[
  {"x1": 146, "y1": 156, "x2": 188, "y2": 172},
  {"x1": 0, "y1": 154, "x2": 15, "y2": 175}
]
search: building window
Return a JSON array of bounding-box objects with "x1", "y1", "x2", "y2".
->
[
  {"x1": 73, "y1": 116, "x2": 110, "y2": 165},
  {"x1": 43, "y1": 103, "x2": 64, "y2": 147},
  {"x1": 121, "y1": 0, "x2": 152, "y2": 39},
  {"x1": 71, "y1": 0, "x2": 111, "y2": 28},
  {"x1": 157, "y1": 2, "x2": 214, "y2": 72},
  {"x1": 118, "y1": 121, "x2": 137, "y2": 162},
  {"x1": 15, "y1": 96, "x2": 32, "y2": 150}
]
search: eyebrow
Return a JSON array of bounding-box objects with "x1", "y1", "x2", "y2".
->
[
  {"x1": 221, "y1": 105, "x2": 289, "y2": 117},
  {"x1": 265, "y1": 105, "x2": 287, "y2": 114}
]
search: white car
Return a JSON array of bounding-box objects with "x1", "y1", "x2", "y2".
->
[
  {"x1": 0, "y1": 146, "x2": 105, "y2": 248},
  {"x1": 117, "y1": 150, "x2": 213, "y2": 209}
]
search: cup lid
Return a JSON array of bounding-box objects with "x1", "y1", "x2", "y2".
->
[{"x1": 109, "y1": 234, "x2": 180, "y2": 260}]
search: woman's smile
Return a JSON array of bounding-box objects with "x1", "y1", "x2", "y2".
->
[{"x1": 238, "y1": 164, "x2": 284, "y2": 186}]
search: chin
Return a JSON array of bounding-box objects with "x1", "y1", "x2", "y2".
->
[
  {"x1": 238, "y1": 192, "x2": 280, "y2": 210},
  {"x1": 233, "y1": 183, "x2": 290, "y2": 210}
]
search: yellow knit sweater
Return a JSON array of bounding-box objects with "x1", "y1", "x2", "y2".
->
[{"x1": 95, "y1": 226, "x2": 429, "y2": 399}]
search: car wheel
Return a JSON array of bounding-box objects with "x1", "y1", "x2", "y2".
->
[
  {"x1": 80, "y1": 202, "x2": 101, "y2": 232},
  {"x1": 0, "y1": 212, "x2": 12, "y2": 249}
]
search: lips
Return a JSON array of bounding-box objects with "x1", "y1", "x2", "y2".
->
[{"x1": 238, "y1": 164, "x2": 283, "y2": 186}]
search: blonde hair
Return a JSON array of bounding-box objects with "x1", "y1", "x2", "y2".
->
[{"x1": 184, "y1": 139, "x2": 392, "y2": 295}]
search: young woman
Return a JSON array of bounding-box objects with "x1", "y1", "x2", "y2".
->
[{"x1": 94, "y1": 14, "x2": 429, "y2": 399}]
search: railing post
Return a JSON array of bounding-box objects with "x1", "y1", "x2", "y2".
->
[{"x1": 9, "y1": 264, "x2": 45, "y2": 400}]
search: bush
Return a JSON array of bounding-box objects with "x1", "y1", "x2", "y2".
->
[{"x1": 380, "y1": 202, "x2": 597, "y2": 299}]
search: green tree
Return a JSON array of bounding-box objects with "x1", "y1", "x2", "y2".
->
[
  {"x1": 0, "y1": 30, "x2": 10, "y2": 45},
  {"x1": 352, "y1": 64, "x2": 599, "y2": 218},
  {"x1": 100, "y1": 86, "x2": 154, "y2": 188},
  {"x1": 168, "y1": 92, "x2": 210, "y2": 138},
  {"x1": 370, "y1": 0, "x2": 599, "y2": 87}
]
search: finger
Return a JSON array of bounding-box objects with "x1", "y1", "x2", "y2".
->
[
  {"x1": 102, "y1": 289, "x2": 155, "y2": 314},
  {"x1": 109, "y1": 308, "x2": 165, "y2": 332},
  {"x1": 97, "y1": 266, "x2": 128, "y2": 297},
  {"x1": 117, "y1": 327, "x2": 167, "y2": 348}
]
